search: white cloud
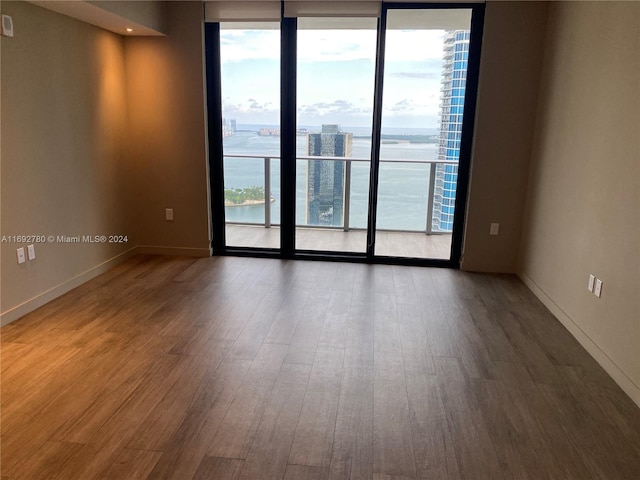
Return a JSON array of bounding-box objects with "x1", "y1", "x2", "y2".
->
[
  {"x1": 221, "y1": 30, "x2": 280, "y2": 63},
  {"x1": 221, "y1": 29, "x2": 445, "y2": 64},
  {"x1": 220, "y1": 27, "x2": 449, "y2": 128},
  {"x1": 384, "y1": 30, "x2": 445, "y2": 61},
  {"x1": 391, "y1": 71, "x2": 439, "y2": 80},
  {"x1": 223, "y1": 98, "x2": 278, "y2": 115},
  {"x1": 298, "y1": 30, "x2": 377, "y2": 62},
  {"x1": 299, "y1": 99, "x2": 372, "y2": 117}
]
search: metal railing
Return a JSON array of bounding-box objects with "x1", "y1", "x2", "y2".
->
[{"x1": 223, "y1": 154, "x2": 458, "y2": 235}]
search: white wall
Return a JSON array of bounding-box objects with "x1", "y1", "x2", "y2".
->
[
  {"x1": 0, "y1": 1, "x2": 134, "y2": 324},
  {"x1": 519, "y1": 1, "x2": 640, "y2": 405},
  {"x1": 124, "y1": 1, "x2": 211, "y2": 257},
  {"x1": 461, "y1": 0, "x2": 549, "y2": 272},
  {"x1": 0, "y1": 1, "x2": 210, "y2": 325}
]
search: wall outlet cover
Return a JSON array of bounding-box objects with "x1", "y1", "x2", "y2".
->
[
  {"x1": 1, "y1": 15, "x2": 14, "y2": 38},
  {"x1": 594, "y1": 278, "x2": 603, "y2": 298}
]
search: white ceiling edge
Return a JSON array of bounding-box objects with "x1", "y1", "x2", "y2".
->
[{"x1": 28, "y1": 1, "x2": 166, "y2": 36}]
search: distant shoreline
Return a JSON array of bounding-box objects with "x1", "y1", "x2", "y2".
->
[
  {"x1": 354, "y1": 134, "x2": 438, "y2": 144},
  {"x1": 232, "y1": 126, "x2": 439, "y2": 140},
  {"x1": 225, "y1": 197, "x2": 276, "y2": 208}
]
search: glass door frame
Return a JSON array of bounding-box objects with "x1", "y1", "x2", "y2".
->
[
  {"x1": 367, "y1": 2, "x2": 485, "y2": 266},
  {"x1": 204, "y1": 2, "x2": 485, "y2": 267}
]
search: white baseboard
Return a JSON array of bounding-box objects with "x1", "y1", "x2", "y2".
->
[
  {"x1": 519, "y1": 272, "x2": 640, "y2": 408},
  {"x1": 0, "y1": 245, "x2": 213, "y2": 327},
  {"x1": 134, "y1": 245, "x2": 212, "y2": 257},
  {"x1": 0, "y1": 247, "x2": 137, "y2": 327}
]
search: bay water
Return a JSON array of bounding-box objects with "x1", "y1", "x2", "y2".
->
[{"x1": 223, "y1": 125, "x2": 441, "y2": 231}]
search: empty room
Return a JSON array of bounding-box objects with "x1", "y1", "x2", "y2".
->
[{"x1": 1, "y1": 1, "x2": 638, "y2": 479}]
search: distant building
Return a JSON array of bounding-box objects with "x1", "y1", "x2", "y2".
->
[
  {"x1": 306, "y1": 125, "x2": 353, "y2": 226},
  {"x1": 258, "y1": 128, "x2": 280, "y2": 136},
  {"x1": 222, "y1": 117, "x2": 236, "y2": 137},
  {"x1": 433, "y1": 30, "x2": 470, "y2": 232}
]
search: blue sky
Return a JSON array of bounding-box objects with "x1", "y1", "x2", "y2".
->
[{"x1": 220, "y1": 28, "x2": 446, "y2": 130}]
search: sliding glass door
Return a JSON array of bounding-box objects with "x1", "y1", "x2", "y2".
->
[
  {"x1": 205, "y1": 3, "x2": 484, "y2": 266},
  {"x1": 218, "y1": 23, "x2": 281, "y2": 249},
  {"x1": 295, "y1": 18, "x2": 377, "y2": 253},
  {"x1": 374, "y1": 8, "x2": 474, "y2": 259}
]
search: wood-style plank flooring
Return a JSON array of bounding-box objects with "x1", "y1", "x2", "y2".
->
[{"x1": 2, "y1": 255, "x2": 639, "y2": 479}]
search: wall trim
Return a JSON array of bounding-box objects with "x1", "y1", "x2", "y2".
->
[
  {"x1": 0, "y1": 245, "x2": 213, "y2": 327},
  {"x1": 519, "y1": 272, "x2": 640, "y2": 408},
  {"x1": 0, "y1": 247, "x2": 137, "y2": 327},
  {"x1": 134, "y1": 245, "x2": 212, "y2": 257}
]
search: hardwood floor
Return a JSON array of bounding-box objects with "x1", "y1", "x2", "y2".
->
[{"x1": 2, "y1": 255, "x2": 639, "y2": 479}]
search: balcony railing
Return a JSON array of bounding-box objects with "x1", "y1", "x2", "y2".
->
[{"x1": 223, "y1": 154, "x2": 458, "y2": 235}]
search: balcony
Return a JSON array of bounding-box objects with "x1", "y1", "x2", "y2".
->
[
  {"x1": 223, "y1": 154, "x2": 456, "y2": 259},
  {"x1": 225, "y1": 225, "x2": 452, "y2": 258}
]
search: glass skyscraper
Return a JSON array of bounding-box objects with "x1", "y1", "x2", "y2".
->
[
  {"x1": 433, "y1": 30, "x2": 470, "y2": 232},
  {"x1": 306, "y1": 125, "x2": 353, "y2": 226}
]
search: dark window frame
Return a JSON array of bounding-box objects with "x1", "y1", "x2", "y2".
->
[{"x1": 204, "y1": 2, "x2": 485, "y2": 268}]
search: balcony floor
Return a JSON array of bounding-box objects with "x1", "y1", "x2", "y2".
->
[{"x1": 225, "y1": 225, "x2": 452, "y2": 259}]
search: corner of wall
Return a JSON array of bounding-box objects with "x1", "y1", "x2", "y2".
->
[
  {"x1": 519, "y1": 272, "x2": 640, "y2": 407},
  {"x1": 124, "y1": 1, "x2": 211, "y2": 254},
  {"x1": 0, "y1": 1, "x2": 212, "y2": 327},
  {"x1": 461, "y1": 0, "x2": 549, "y2": 273}
]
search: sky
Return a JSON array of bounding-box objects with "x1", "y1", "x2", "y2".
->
[{"x1": 220, "y1": 27, "x2": 448, "y2": 130}]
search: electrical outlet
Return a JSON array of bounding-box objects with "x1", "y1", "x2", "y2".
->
[
  {"x1": 594, "y1": 279, "x2": 603, "y2": 298},
  {"x1": 165, "y1": 208, "x2": 174, "y2": 221},
  {"x1": 588, "y1": 274, "x2": 595, "y2": 292},
  {"x1": 17, "y1": 247, "x2": 26, "y2": 264},
  {"x1": 490, "y1": 223, "x2": 500, "y2": 235},
  {"x1": 1, "y1": 15, "x2": 14, "y2": 38}
]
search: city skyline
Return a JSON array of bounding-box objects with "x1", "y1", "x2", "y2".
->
[{"x1": 220, "y1": 21, "x2": 471, "y2": 236}]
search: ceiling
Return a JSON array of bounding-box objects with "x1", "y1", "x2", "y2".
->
[{"x1": 28, "y1": 1, "x2": 166, "y2": 36}]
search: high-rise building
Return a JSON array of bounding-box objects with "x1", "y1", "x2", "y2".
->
[
  {"x1": 222, "y1": 117, "x2": 236, "y2": 137},
  {"x1": 433, "y1": 30, "x2": 470, "y2": 232},
  {"x1": 306, "y1": 125, "x2": 353, "y2": 226}
]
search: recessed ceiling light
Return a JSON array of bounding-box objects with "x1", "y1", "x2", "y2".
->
[{"x1": 126, "y1": 28, "x2": 133, "y2": 33}]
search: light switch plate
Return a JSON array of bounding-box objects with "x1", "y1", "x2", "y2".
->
[
  {"x1": 588, "y1": 274, "x2": 595, "y2": 292},
  {"x1": 17, "y1": 247, "x2": 26, "y2": 264},
  {"x1": 165, "y1": 208, "x2": 174, "y2": 221},
  {"x1": 490, "y1": 223, "x2": 500, "y2": 236},
  {"x1": 1, "y1": 15, "x2": 14, "y2": 38},
  {"x1": 27, "y1": 244, "x2": 36, "y2": 260}
]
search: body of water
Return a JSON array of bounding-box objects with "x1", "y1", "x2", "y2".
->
[{"x1": 223, "y1": 125, "x2": 446, "y2": 231}]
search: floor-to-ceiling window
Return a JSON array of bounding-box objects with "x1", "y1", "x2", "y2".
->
[
  {"x1": 295, "y1": 17, "x2": 377, "y2": 254},
  {"x1": 205, "y1": 1, "x2": 484, "y2": 266},
  {"x1": 374, "y1": 8, "x2": 474, "y2": 260},
  {"x1": 219, "y1": 23, "x2": 281, "y2": 249}
]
